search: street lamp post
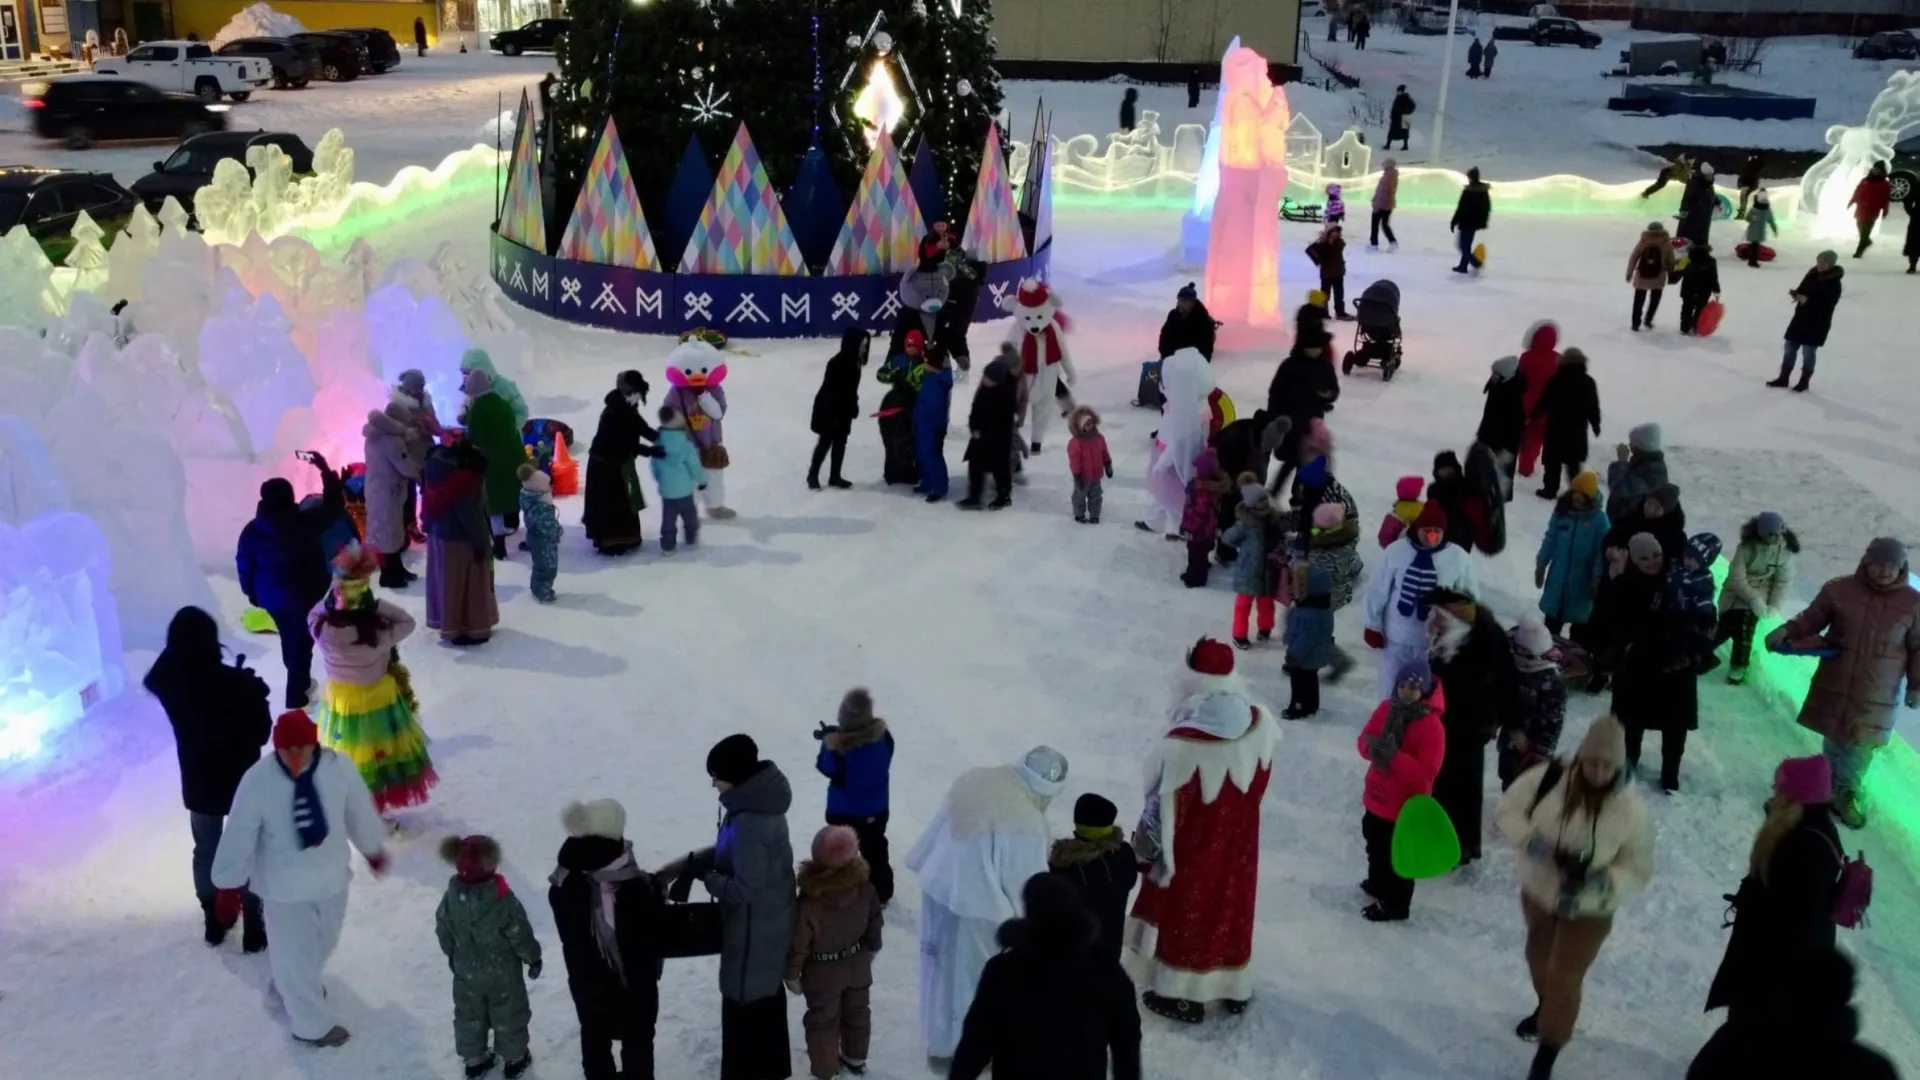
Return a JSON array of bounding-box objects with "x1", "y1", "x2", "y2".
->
[{"x1": 1431, "y1": 0, "x2": 1461, "y2": 165}]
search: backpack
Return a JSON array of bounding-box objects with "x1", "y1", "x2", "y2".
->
[
  {"x1": 1636, "y1": 243, "x2": 1665, "y2": 281},
  {"x1": 1814, "y1": 832, "x2": 1873, "y2": 929},
  {"x1": 1133, "y1": 360, "x2": 1165, "y2": 410}
]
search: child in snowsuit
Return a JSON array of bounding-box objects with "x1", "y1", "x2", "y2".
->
[
  {"x1": 1535, "y1": 471, "x2": 1610, "y2": 637},
  {"x1": 1356, "y1": 657, "x2": 1446, "y2": 922},
  {"x1": 814, "y1": 688, "x2": 896, "y2": 904},
  {"x1": 1284, "y1": 563, "x2": 1338, "y2": 719},
  {"x1": 1501, "y1": 618, "x2": 1567, "y2": 788},
  {"x1": 1669, "y1": 533, "x2": 1723, "y2": 673},
  {"x1": 785, "y1": 826, "x2": 883, "y2": 1080},
  {"x1": 1744, "y1": 191, "x2": 1779, "y2": 267},
  {"x1": 1220, "y1": 475, "x2": 1286, "y2": 648},
  {"x1": 912, "y1": 346, "x2": 955, "y2": 502},
  {"x1": 875, "y1": 334, "x2": 925, "y2": 486},
  {"x1": 1047, "y1": 793, "x2": 1139, "y2": 965},
  {"x1": 1715, "y1": 512, "x2": 1797, "y2": 684},
  {"x1": 1325, "y1": 182, "x2": 1347, "y2": 225},
  {"x1": 1180, "y1": 447, "x2": 1232, "y2": 588},
  {"x1": 1378, "y1": 475, "x2": 1424, "y2": 548},
  {"x1": 1679, "y1": 242, "x2": 1721, "y2": 335},
  {"x1": 516, "y1": 463, "x2": 560, "y2": 603},
  {"x1": 1066, "y1": 405, "x2": 1112, "y2": 523},
  {"x1": 436, "y1": 835, "x2": 542, "y2": 1080},
  {"x1": 1306, "y1": 224, "x2": 1351, "y2": 320},
  {"x1": 650, "y1": 404, "x2": 707, "y2": 553}
]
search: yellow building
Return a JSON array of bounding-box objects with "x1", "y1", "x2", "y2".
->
[{"x1": 994, "y1": 0, "x2": 1302, "y2": 66}]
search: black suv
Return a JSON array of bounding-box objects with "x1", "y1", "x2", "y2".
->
[
  {"x1": 1853, "y1": 30, "x2": 1918, "y2": 60},
  {"x1": 489, "y1": 18, "x2": 569, "y2": 56},
  {"x1": 218, "y1": 37, "x2": 319, "y2": 89},
  {"x1": 131, "y1": 131, "x2": 317, "y2": 215},
  {"x1": 0, "y1": 167, "x2": 141, "y2": 263},
  {"x1": 1531, "y1": 17, "x2": 1601, "y2": 48},
  {"x1": 24, "y1": 77, "x2": 227, "y2": 149},
  {"x1": 292, "y1": 31, "x2": 368, "y2": 81},
  {"x1": 335, "y1": 27, "x2": 403, "y2": 72}
]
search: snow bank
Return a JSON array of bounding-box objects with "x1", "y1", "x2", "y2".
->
[{"x1": 210, "y1": 3, "x2": 308, "y2": 49}]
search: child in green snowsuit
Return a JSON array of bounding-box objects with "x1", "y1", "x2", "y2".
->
[
  {"x1": 517, "y1": 463, "x2": 561, "y2": 603},
  {"x1": 436, "y1": 835, "x2": 542, "y2": 1079}
]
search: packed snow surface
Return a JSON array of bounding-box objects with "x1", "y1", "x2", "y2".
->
[{"x1": 209, "y1": 3, "x2": 310, "y2": 50}]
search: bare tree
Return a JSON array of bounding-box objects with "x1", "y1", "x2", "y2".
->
[{"x1": 1152, "y1": 0, "x2": 1181, "y2": 62}]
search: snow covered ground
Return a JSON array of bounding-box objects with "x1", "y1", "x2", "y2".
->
[{"x1": 5, "y1": 43, "x2": 1920, "y2": 1080}]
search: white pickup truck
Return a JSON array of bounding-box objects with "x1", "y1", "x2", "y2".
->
[{"x1": 92, "y1": 41, "x2": 273, "y2": 103}]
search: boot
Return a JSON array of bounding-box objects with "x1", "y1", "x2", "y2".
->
[
  {"x1": 202, "y1": 900, "x2": 229, "y2": 947},
  {"x1": 829, "y1": 477, "x2": 853, "y2": 489},
  {"x1": 1142, "y1": 992, "x2": 1205, "y2": 1024},
  {"x1": 1527, "y1": 1042, "x2": 1560, "y2": 1080},
  {"x1": 1516, "y1": 1006, "x2": 1540, "y2": 1041},
  {"x1": 502, "y1": 1053, "x2": 532, "y2": 1079},
  {"x1": 1726, "y1": 666, "x2": 1748, "y2": 685},
  {"x1": 807, "y1": 475, "x2": 822, "y2": 491},
  {"x1": 1836, "y1": 790, "x2": 1867, "y2": 830},
  {"x1": 241, "y1": 907, "x2": 267, "y2": 954},
  {"x1": 1793, "y1": 374, "x2": 1811, "y2": 393},
  {"x1": 1765, "y1": 374, "x2": 1790, "y2": 388},
  {"x1": 378, "y1": 558, "x2": 410, "y2": 590},
  {"x1": 294, "y1": 1025, "x2": 352, "y2": 1048},
  {"x1": 491, "y1": 535, "x2": 509, "y2": 560},
  {"x1": 1361, "y1": 901, "x2": 1408, "y2": 922},
  {"x1": 463, "y1": 1054, "x2": 497, "y2": 1079}
]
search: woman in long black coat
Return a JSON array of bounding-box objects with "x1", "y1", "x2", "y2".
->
[
  {"x1": 1531, "y1": 347, "x2": 1602, "y2": 499},
  {"x1": 1771, "y1": 254, "x2": 1844, "y2": 391},
  {"x1": 581, "y1": 370, "x2": 661, "y2": 555},
  {"x1": 1606, "y1": 537, "x2": 1697, "y2": 789},
  {"x1": 1477, "y1": 357, "x2": 1527, "y2": 495},
  {"x1": 1705, "y1": 758, "x2": 1842, "y2": 1018},
  {"x1": 551, "y1": 802, "x2": 668, "y2": 1080},
  {"x1": 1425, "y1": 588, "x2": 1513, "y2": 863},
  {"x1": 809, "y1": 329, "x2": 868, "y2": 490}
]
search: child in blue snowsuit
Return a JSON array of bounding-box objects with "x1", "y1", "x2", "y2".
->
[
  {"x1": 650, "y1": 404, "x2": 708, "y2": 553},
  {"x1": 1283, "y1": 564, "x2": 1338, "y2": 720},
  {"x1": 1669, "y1": 532, "x2": 1722, "y2": 672},
  {"x1": 814, "y1": 687, "x2": 896, "y2": 903},
  {"x1": 516, "y1": 463, "x2": 561, "y2": 602},
  {"x1": 912, "y1": 348, "x2": 955, "y2": 502}
]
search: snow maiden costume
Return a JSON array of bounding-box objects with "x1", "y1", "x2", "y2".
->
[
  {"x1": 1137, "y1": 348, "x2": 1216, "y2": 537},
  {"x1": 1003, "y1": 279, "x2": 1078, "y2": 452},
  {"x1": 664, "y1": 340, "x2": 735, "y2": 520},
  {"x1": 308, "y1": 543, "x2": 436, "y2": 815},
  {"x1": 905, "y1": 745, "x2": 1069, "y2": 1059},
  {"x1": 1127, "y1": 638, "x2": 1280, "y2": 1023}
]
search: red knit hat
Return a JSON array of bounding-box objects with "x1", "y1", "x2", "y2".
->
[
  {"x1": 905, "y1": 329, "x2": 925, "y2": 349},
  {"x1": 272, "y1": 709, "x2": 318, "y2": 749},
  {"x1": 1414, "y1": 501, "x2": 1448, "y2": 532},
  {"x1": 1187, "y1": 637, "x2": 1235, "y2": 677},
  {"x1": 811, "y1": 825, "x2": 861, "y2": 869}
]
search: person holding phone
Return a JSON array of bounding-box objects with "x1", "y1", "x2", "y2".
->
[{"x1": 237, "y1": 451, "x2": 347, "y2": 708}]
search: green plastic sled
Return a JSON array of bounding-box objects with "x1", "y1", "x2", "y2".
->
[
  {"x1": 242, "y1": 607, "x2": 278, "y2": 634},
  {"x1": 1391, "y1": 794, "x2": 1462, "y2": 880}
]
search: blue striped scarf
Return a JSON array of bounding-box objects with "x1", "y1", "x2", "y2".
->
[{"x1": 277, "y1": 755, "x2": 330, "y2": 850}]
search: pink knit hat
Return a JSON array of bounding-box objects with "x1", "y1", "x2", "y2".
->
[
  {"x1": 1312, "y1": 502, "x2": 1346, "y2": 529},
  {"x1": 1774, "y1": 755, "x2": 1833, "y2": 805},
  {"x1": 811, "y1": 825, "x2": 860, "y2": 869}
]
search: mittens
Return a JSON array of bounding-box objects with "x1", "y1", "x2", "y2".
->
[
  {"x1": 1364, "y1": 628, "x2": 1386, "y2": 650},
  {"x1": 527, "y1": 960, "x2": 542, "y2": 980},
  {"x1": 214, "y1": 888, "x2": 245, "y2": 928}
]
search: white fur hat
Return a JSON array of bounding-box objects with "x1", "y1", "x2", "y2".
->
[
  {"x1": 562, "y1": 799, "x2": 627, "y2": 840},
  {"x1": 1511, "y1": 614, "x2": 1554, "y2": 657}
]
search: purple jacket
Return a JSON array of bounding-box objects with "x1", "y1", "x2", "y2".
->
[{"x1": 667, "y1": 384, "x2": 727, "y2": 450}]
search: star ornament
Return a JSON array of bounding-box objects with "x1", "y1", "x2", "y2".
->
[
  {"x1": 852, "y1": 60, "x2": 908, "y2": 149},
  {"x1": 684, "y1": 85, "x2": 732, "y2": 124}
]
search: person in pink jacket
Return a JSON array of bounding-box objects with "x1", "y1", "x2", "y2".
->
[
  {"x1": 1377, "y1": 475, "x2": 1424, "y2": 548},
  {"x1": 1065, "y1": 405, "x2": 1112, "y2": 523},
  {"x1": 1356, "y1": 657, "x2": 1447, "y2": 923}
]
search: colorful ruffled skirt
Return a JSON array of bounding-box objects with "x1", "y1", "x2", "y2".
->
[{"x1": 315, "y1": 671, "x2": 436, "y2": 814}]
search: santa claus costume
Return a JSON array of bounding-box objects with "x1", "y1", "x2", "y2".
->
[
  {"x1": 903, "y1": 745, "x2": 1069, "y2": 1060},
  {"x1": 1126, "y1": 638, "x2": 1280, "y2": 1023},
  {"x1": 1003, "y1": 280, "x2": 1078, "y2": 453}
]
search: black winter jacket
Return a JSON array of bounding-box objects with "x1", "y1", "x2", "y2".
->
[
  {"x1": 235, "y1": 467, "x2": 345, "y2": 614},
  {"x1": 1265, "y1": 348, "x2": 1339, "y2": 453},
  {"x1": 1533, "y1": 361, "x2": 1601, "y2": 465},
  {"x1": 1158, "y1": 304, "x2": 1217, "y2": 360},
  {"x1": 1451, "y1": 183, "x2": 1491, "y2": 232},
  {"x1": 810, "y1": 330, "x2": 865, "y2": 437},
  {"x1": 1431, "y1": 605, "x2": 1514, "y2": 744},
  {"x1": 1047, "y1": 834, "x2": 1140, "y2": 964},
  {"x1": 144, "y1": 653, "x2": 272, "y2": 816},
  {"x1": 1705, "y1": 804, "x2": 1843, "y2": 1013},
  {"x1": 1785, "y1": 266, "x2": 1844, "y2": 347},
  {"x1": 1477, "y1": 373, "x2": 1528, "y2": 454},
  {"x1": 964, "y1": 378, "x2": 1019, "y2": 463},
  {"x1": 549, "y1": 836, "x2": 667, "y2": 1034},
  {"x1": 949, "y1": 915, "x2": 1142, "y2": 1080},
  {"x1": 1681, "y1": 250, "x2": 1721, "y2": 300}
]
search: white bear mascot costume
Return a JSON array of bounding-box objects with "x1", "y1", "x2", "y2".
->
[
  {"x1": 1002, "y1": 279, "x2": 1077, "y2": 452},
  {"x1": 1137, "y1": 348, "x2": 1215, "y2": 537}
]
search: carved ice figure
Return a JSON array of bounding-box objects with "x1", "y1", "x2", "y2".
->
[
  {"x1": 245, "y1": 143, "x2": 296, "y2": 238},
  {"x1": 0, "y1": 509, "x2": 122, "y2": 760},
  {"x1": 1801, "y1": 70, "x2": 1920, "y2": 239},
  {"x1": 43, "y1": 290, "x2": 121, "y2": 359},
  {"x1": 106, "y1": 204, "x2": 162, "y2": 305},
  {"x1": 193, "y1": 157, "x2": 259, "y2": 245},
  {"x1": 196, "y1": 287, "x2": 316, "y2": 455},
  {"x1": 432, "y1": 241, "x2": 519, "y2": 337},
  {"x1": 361, "y1": 281, "x2": 469, "y2": 426},
  {"x1": 297, "y1": 129, "x2": 354, "y2": 219},
  {"x1": 1320, "y1": 129, "x2": 1372, "y2": 184},
  {"x1": 0, "y1": 224, "x2": 63, "y2": 332},
  {"x1": 1205, "y1": 45, "x2": 1289, "y2": 327},
  {"x1": 132, "y1": 241, "x2": 223, "y2": 373}
]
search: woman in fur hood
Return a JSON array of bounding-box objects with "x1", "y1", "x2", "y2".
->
[
  {"x1": 1047, "y1": 794, "x2": 1139, "y2": 963},
  {"x1": 785, "y1": 826, "x2": 883, "y2": 1080},
  {"x1": 1715, "y1": 512, "x2": 1798, "y2": 685}
]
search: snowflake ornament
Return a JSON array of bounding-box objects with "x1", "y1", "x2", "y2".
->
[
  {"x1": 692, "y1": 66, "x2": 705, "y2": 80},
  {"x1": 873, "y1": 31, "x2": 893, "y2": 54},
  {"x1": 684, "y1": 85, "x2": 732, "y2": 124},
  {"x1": 846, "y1": 33, "x2": 861, "y2": 47},
  {"x1": 956, "y1": 78, "x2": 973, "y2": 96}
]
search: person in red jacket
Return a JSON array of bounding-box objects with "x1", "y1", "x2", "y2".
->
[
  {"x1": 1356, "y1": 658, "x2": 1448, "y2": 923},
  {"x1": 1847, "y1": 162, "x2": 1893, "y2": 259},
  {"x1": 1515, "y1": 321, "x2": 1560, "y2": 479}
]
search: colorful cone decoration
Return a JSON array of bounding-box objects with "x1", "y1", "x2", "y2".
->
[
  {"x1": 242, "y1": 607, "x2": 278, "y2": 633},
  {"x1": 960, "y1": 129, "x2": 1025, "y2": 262},
  {"x1": 550, "y1": 431, "x2": 580, "y2": 496},
  {"x1": 1032, "y1": 139, "x2": 1055, "y2": 254},
  {"x1": 828, "y1": 131, "x2": 927, "y2": 275},
  {"x1": 679, "y1": 123, "x2": 807, "y2": 276},
  {"x1": 499, "y1": 89, "x2": 546, "y2": 252},
  {"x1": 1390, "y1": 794, "x2": 1462, "y2": 880},
  {"x1": 558, "y1": 119, "x2": 660, "y2": 270}
]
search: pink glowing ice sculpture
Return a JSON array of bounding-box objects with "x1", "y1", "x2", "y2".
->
[{"x1": 1203, "y1": 46, "x2": 1290, "y2": 328}]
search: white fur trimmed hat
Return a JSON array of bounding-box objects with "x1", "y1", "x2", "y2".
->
[{"x1": 562, "y1": 798, "x2": 627, "y2": 840}]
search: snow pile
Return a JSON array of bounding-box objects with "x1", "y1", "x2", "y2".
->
[{"x1": 208, "y1": 2, "x2": 307, "y2": 50}]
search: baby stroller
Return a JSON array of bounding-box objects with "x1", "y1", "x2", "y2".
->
[{"x1": 1341, "y1": 280, "x2": 1402, "y2": 381}]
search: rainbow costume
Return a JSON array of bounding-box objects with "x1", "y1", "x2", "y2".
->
[{"x1": 310, "y1": 543, "x2": 437, "y2": 814}]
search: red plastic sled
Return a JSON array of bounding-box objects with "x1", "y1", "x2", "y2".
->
[
  {"x1": 1734, "y1": 242, "x2": 1777, "y2": 262},
  {"x1": 1695, "y1": 298, "x2": 1725, "y2": 337}
]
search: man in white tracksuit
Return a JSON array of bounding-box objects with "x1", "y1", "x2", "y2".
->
[
  {"x1": 1365, "y1": 501, "x2": 1479, "y2": 698},
  {"x1": 212, "y1": 709, "x2": 389, "y2": 1047},
  {"x1": 904, "y1": 745, "x2": 1068, "y2": 1062}
]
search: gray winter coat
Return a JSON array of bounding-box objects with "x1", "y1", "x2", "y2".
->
[
  {"x1": 362, "y1": 407, "x2": 425, "y2": 554},
  {"x1": 700, "y1": 762, "x2": 796, "y2": 1003},
  {"x1": 1605, "y1": 451, "x2": 1667, "y2": 520},
  {"x1": 1219, "y1": 505, "x2": 1283, "y2": 596}
]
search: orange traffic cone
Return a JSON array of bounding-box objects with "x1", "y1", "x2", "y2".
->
[{"x1": 550, "y1": 431, "x2": 580, "y2": 496}]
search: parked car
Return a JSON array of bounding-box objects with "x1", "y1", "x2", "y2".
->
[
  {"x1": 130, "y1": 131, "x2": 317, "y2": 216},
  {"x1": 23, "y1": 76, "x2": 229, "y2": 150},
  {"x1": 1530, "y1": 16, "x2": 1601, "y2": 47},
  {"x1": 1853, "y1": 30, "x2": 1918, "y2": 60},
  {"x1": 333, "y1": 27, "x2": 402, "y2": 72},
  {"x1": 292, "y1": 31, "x2": 369, "y2": 81},
  {"x1": 488, "y1": 18, "x2": 569, "y2": 56},
  {"x1": 91, "y1": 40, "x2": 273, "y2": 102},
  {"x1": 0, "y1": 167, "x2": 141, "y2": 263},
  {"x1": 217, "y1": 36, "x2": 318, "y2": 89}
]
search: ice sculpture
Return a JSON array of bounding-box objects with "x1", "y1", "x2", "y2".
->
[
  {"x1": 193, "y1": 158, "x2": 260, "y2": 245},
  {"x1": 361, "y1": 281, "x2": 469, "y2": 426},
  {"x1": 197, "y1": 286, "x2": 316, "y2": 455},
  {"x1": 63, "y1": 211, "x2": 110, "y2": 293},
  {"x1": 1284, "y1": 114, "x2": 1323, "y2": 180},
  {"x1": 1181, "y1": 37, "x2": 1241, "y2": 268},
  {"x1": 106, "y1": 204, "x2": 162, "y2": 305},
  {"x1": 1204, "y1": 45, "x2": 1290, "y2": 328},
  {"x1": 0, "y1": 224, "x2": 63, "y2": 332},
  {"x1": 1801, "y1": 70, "x2": 1920, "y2": 240},
  {"x1": 1320, "y1": 129, "x2": 1373, "y2": 184},
  {"x1": 0, "y1": 510, "x2": 121, "y2": 760}
]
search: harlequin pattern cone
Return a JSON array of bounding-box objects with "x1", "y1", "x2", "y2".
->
[
  {"x1": 499, "y1": 90, "x2": 546, "y2": 252},
  {"x1": 827, "y1": 131, "x2": 927, "y2": 275},
  {"x1": 679, "y1": 122, "x2": 807, "y2": 276},
  {"x1": 558, "y1": 119, "x2": 660, "y2": 270},
  {"x1": 960, "y1": 129, "x2": 1026, "y2": 262}
]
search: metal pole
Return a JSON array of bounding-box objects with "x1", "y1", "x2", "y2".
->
[{"x1": 1431, "y1": 0, "x2": 1460, "y2": 165}]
